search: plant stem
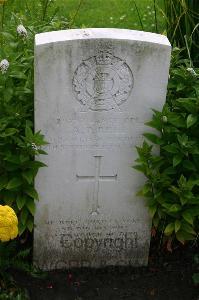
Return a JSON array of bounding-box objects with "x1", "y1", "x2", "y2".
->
[
  {"x1": 42, "y1": 0, "x2": 50, "y2": 21},
  {"x1": 153, "y1": 0, "x2": 158, "y2": 33},
  {"x1": 184, "y1": 34, "x2": 192, "y2": 67},
  {"x1": 132, "y1": 0, "x2": 144, "y2": 31},
  {"x1": 0, "y1": 1, "x2": 6, "y2": 48},
  {"x1": 1, "y1": 2, "x2": 5, "y2": 31},
  {"x1": 69, "y1": 0, "x2": 84, "y2": 29}
]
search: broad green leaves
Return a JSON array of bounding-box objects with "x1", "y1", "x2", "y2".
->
[
  {"x1": 24, "y1": 186, "x2": 39, "y2": 200},
  {"x1": 0, "y1": 46, "x2": 47, "y2": 236},
  {"x1": 163, "y1": 143, "x2": 179, "y2": 153},
  {"x1": 0, "y1": 3, "x2": 69, "y2": 239},
  {"x1": 187, "y1": 114, "x2": 197, "y2": 128},
  {"x1": 16, "y1": 195, "x2": 26, "y2": 210},
  {"x1": 182, "y1": 211, "x2": 193, "y2": 225},
  {"x1": 134, "y1": 60, "x2": 199, "y2": 246},
  {"x1": 175, "y1": 220, "x2": 181, "y2": 233},
  {"x1": 164, "y1": 223, "x2": 174, "y2": 235},
  {"x1": 6, "y1": 177, "x2": 22, "y2": 189},
  {"x1": 173, "y1": 154, "x2": 183, "y2": 167}
]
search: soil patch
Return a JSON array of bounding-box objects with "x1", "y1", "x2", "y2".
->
[{"x1": 12, "y1": 244, "x2": 199, "y2": 300}]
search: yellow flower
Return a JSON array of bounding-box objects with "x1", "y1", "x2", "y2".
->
[{"x1": 0, "y1": 205, "x2": 18, "y2": 242}]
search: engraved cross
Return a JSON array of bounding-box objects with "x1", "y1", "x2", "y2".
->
[{"x1": 76, "y1": 156, "x2": 117, "y2": 216}]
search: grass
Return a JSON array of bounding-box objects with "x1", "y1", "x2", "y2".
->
[
  {"x1": 163, "y1": 0, "x2": 199, "y2": 65},
  {"x1": 54, "y1": 0, "x2": 165, "y2": 33},
  {"x1": 0, "y1": 0, "x2": 166, "y2": 34}
]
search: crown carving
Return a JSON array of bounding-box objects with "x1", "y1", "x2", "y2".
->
[{"x1": 95, "y1": 51, "x2": 113, "y2": 65}]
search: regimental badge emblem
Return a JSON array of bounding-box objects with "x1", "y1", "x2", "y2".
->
[{"x1": 72, "y1": 51, "x2": 134, "y2": 111}]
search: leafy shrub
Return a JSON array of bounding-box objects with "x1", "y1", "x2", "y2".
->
[
  {"x1": 0, "y1": 43, "x2": 47, "y2": 235},
  {"x1": 0, "y1": 1, "x2": 71, "y2": 237},
  {"x1": 0, "y1": 240, "x2": 30, "y2": 299},
  {"x1": 134, "y1": 49, "x2": 199, "y2": 246},
  {"x1": 0, "y1": 241, "x2": 30, "y2": 276}
]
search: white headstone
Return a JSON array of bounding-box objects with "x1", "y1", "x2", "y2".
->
[{"x1": 34, "y1": 28, "x2": 171, "y2": 270}]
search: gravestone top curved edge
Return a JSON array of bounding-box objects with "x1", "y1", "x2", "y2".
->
[{"x1": 35, "y1": 28, "x2": 171, "y2": 47}]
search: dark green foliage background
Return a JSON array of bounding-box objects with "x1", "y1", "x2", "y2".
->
[
  {"x1": 135, "y1": 49, "x2": 199, "y2": 244},
  {"x1": 0, "y1": 32, "x2": 47, "y2": 235},
  {"x1": 0, "y1": 1, "x2": 70, "y2": 236}
]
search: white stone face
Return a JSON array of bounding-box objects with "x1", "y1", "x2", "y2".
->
[{"x1": 34, "y1": 28, "x2": 171, "y2": 270}]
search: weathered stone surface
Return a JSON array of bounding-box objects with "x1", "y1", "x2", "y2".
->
[{"x1": 34, "y1": 28, "x2": 171, "y2": 270}]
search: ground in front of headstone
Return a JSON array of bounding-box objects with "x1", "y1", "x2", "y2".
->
[{"x1": 12, "y1": 244, "x2": 198, "y2": 300}]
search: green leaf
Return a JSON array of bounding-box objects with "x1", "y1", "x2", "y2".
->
[
  {"x1": 9, "y1": 42, "x2": 19, "y2": 49},
  {"x1": 26, "y1": 218, "x2": 34, "y2": 232},
  {"x1": 143, "y1": 133, "x2": 163, "y2": 145},
  {"x1": 0, "y1": 128, "x2": 18, "y2": 137},
  {"x1": 182, "y1": 211, "x2": 194, "y2": 225},
  {"x1": 175, "y1": 220, "x2": 181, "y2": 233},
  {"x1": 20, "y1": 154, "x2": 29, "y2": 163},
  {"x1": 173, "y1": 154, "x2": 183, "y2": 167},
  {"x1": 176, "y1": 83, "x2": 185, "y2": 91},
  {"x1": 4, "y1": 87, "x2": 13, "y2": 101},
  {"x1": 169, "y1": 204, "x2": 181, "y2": 213},
  {"x1": 177, "y1": 134, "x2": 188, "y2": 146},
  {"x1": 16, "y1": 195, "x2": 26, "y2": 210},
  {"x1": 133, "y1": 164, "x2": 146, "y2": 173},
  {"x1": 180, "y1": 196, "x2": 188, "y2": 206},
  {"x1": 176, "y1": 98, "x2": 196, "y2": 113},
  {"x1": 21, "y1": 208, "x2": 28, "y2": 225},
  {"x1": 164, "y1": 223, "x2": 174, "y2": 236},
  {"x1": 191, "y1": 147, "x2": 199, "y2": 155},
  {"x1": 4, "y1": 154, "x2": 20, "y2": 164},
  {"x1": 149, "y1": 205, "x2": 157, "y2": 218},
  {"x1": 189, "y1": 176, "x2": 199, "y2": 188},
  {"x1": 176, "y1": 230, "x2": 195, "y2": 243},
  {"x1": 26, "y1": 198, "x2": 35, "y2": 216},
  {"x1": 145, "y1": 110, "x2": 162, "y2": 131},
  {"x1": 22, "y1": 170, "x2": 34, "y2": 184},
  {"x1": 141, "y1": 184, "x2": 151, "y2": 196},
  {"x1": 178, "y1": 175, "x2": 187, "y2": 187},
  {"x1": 25, "y1": 126, "x2": 33, "y2": 139},
  {"x1": 170, "y1": 185, "x2": 180, "y2": 195},
  {"x1": 3, "y1": 191, "x2": 15, "y2": 206},
  {"x1": 38, "y1": 149, "x2": 48, "y2": 155},
  {"x1": 163, "y1": 167, "x2": 177, "y2": 175},
  {"x1": 10, "y1": 72, "x2": 27, "y2": 80},
  {"x1": 1, "y1": 32, "x2": 15, "y2": 40},
  {"x1": 4, "y1": 162, "x2": 19, "y2": 172},
  {"x1": 135, "y1": 141, "x2": 152, "y2": 159},
  {"x1": 163, "y1": 144, "x2": 179, "y2": 153},
  {"x1": 0, "y1": 176, "x2": 8, "y2": 190},
  {"x1": 181, "y1": 223, "x2": 196, "y2": 235},
  {"x1": 183, "y1": 160, "x2": 196, "y2": 171},
  {"x1": 145, "y1": 120, "x2": 161, "y2": 130},
  {"x1": 25, "y1": 161, "x2": 47, "y2": 169},
  {"x1": 6, "y1": 177, "x2": 22, "y2": 189},
  {"x1": 162, "y1": 202, "x2": 173, "y2": 210},
  {"x1": 18, "y1": 222, "x2": 26, "y2": 236},
  {"x1": 24, "y1": 186, "x2": 39, "y2": 200},
  {"x1": 187, "y1": 114, "x2": 197, "y2": 128},
  {"x1": 186, "y1": 207, "x2": 199, "y2": 217},
  {"x1": 34, "y1": 131, "x2": 48, "y2": 146},
  {"x1": 168, "y1": 113, "x2": 186, "y2": 128}
]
